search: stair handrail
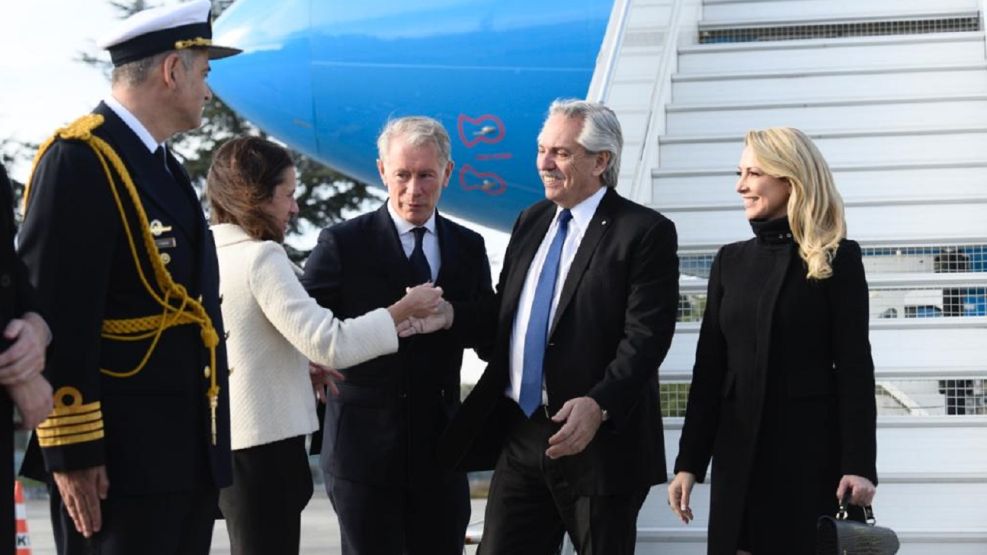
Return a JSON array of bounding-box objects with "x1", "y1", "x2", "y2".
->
[
  {"x1": 982, "y1": 0, "x2": 987, "y2": 58},
  {"x1": 624, "y1": 0, "x2": 703, "y2": 203},
  {"x1": 587, "y1": 0, "x2": 633, "y2": 103}
]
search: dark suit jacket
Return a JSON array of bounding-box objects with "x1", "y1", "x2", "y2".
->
[
  {"x1": 0, "y1": 165, "x2": 31, "y2": 551},
  {"x1": 441, "y1": 187, "x2": 679, "y2": 495},
  {"x1": 301, "y1": 205, "x2": 494, "y2": 487},
  {"x1": 17, "y1": 103, "x2": 231, "y2": 494}
]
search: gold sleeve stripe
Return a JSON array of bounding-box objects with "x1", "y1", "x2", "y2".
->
[
  {"x1": 36, "y1": 420, "x2": 104, "y2": 439},
  {"x1": 38, "y1": 410, "x2": 102, "y2": 429},
  {"x1": 38, "y1": 429, "x2": 105, "y2": 448},
  {"x1": 47, "y1": 386, "x2": 100, "y2": 416}
]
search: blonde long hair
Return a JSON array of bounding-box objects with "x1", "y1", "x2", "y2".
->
[{"x1": 745, "y1": 127, "x2": 846, "y2": 279}]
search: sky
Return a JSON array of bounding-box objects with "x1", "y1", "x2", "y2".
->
[
  {"x1": 1, "y1": 0, "x2": 508, "y2": 382},
  {"x1": 1, "y1": 1, "x2": 119, "y2": 178}
]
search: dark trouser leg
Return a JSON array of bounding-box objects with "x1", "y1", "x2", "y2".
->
[
  {"x1": 557, "y1": 487, "x2": 648, "y2": 555},
  {"x1": 50, "y1": 486, "x2": 218, "y2": 555},
  {"x1": 481, "y1": 408, "x2": 649, "y2": 555},
  {"x1": 478, "y1": 411, "x2": 566, "y2": 555},
  {"x1": 219, "y1": 435, "x2": 313, "y2": 555},
  {"x1": 406, "y1": 472, "x2": 470, "y2": 555},
  {"x1": 328, "y1": 475, "x2": 405, "y2": 555}
]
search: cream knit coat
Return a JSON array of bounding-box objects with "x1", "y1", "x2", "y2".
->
[{"x1": 213, "y1": 223, "x2": 399, "y2": 450}]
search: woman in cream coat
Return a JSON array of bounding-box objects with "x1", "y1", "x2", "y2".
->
[{"x1": 207, "y1": 136, "x2": 443, "y2": 555}]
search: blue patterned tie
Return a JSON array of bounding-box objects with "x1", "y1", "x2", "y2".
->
[{"x1": 519, "y1": 209, "x2": 572, "y2": 417}]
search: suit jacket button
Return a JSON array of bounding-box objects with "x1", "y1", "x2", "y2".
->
[
  {"x1": 548, "y1": 342, "x2": 555, "y2": 347},
  {"x1": 0, "y1": 273, "x2": 10, "y2": 288}
]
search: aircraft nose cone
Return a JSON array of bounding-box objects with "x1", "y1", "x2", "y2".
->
[{"x1": 210, "y1": 0, "x2": 316, "y2": 156}]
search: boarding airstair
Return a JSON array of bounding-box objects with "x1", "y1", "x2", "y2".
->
[{"x1": 589, "y1": 0, "x2": 987, "y2": 552}]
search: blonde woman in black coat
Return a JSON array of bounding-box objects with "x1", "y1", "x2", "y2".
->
[{"x1": 667, "y1": 127, "x2": 878, "y2": 554}]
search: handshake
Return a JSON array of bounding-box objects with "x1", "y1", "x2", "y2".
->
[{"x1": 387, "y1": 284, "x2": 454, "y2": 338}]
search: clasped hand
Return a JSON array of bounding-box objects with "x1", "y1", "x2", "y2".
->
[
  {"x1": 396, "y1": 286, "x2": 453, "y2": 338},
  {"x1": 0, "y1": 312, "x2": 54, "y2": 429}
]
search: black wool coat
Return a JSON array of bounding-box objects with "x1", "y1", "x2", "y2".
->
[{"x1": 674, "y1": 218, "x2": 877, "y2": 554}]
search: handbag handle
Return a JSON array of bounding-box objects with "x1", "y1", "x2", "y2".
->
[{"x1": 837, "y1": 492, "x2": 876, "y2": 525}]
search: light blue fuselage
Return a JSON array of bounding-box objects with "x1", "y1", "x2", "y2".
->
[{"x1": 210, "y1": 0, "x2": 612, "y2": 231}]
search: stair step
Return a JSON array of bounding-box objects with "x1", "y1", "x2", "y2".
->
[
  {"x1": 665, "y1": 94, "x2": 987, "y2": 135},
  {"x1": 670, "y1": 63, "x2": 987, "y2": 104},
  {"x1": 678, "y1": 32, "x2": 985, "y2": 74},
  {"x1": 657, "y1": 126, "x2": 987, "y2": 170},
  {"x1": 652, "y1": 161, "x2": 987, "y2": 209},
  {"x1": 665, "y1": 200, "x2": 987, "y2": 247},
  {"x1": 634, "y1": 476, "x2": 987, "y2": 531},
  {"x1": 702, "y1": 0, "x2": 980, "y2": 26}
]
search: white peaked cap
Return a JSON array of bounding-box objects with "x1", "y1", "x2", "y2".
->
[{"x1": 98, "y1": 0, "x2": 241, "y2": 67}]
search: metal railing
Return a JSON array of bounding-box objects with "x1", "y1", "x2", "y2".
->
[{"x1": 587, "y1": 0, "x2": 633, "y2": 103}]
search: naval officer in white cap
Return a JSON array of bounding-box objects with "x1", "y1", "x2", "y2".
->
[{"x1": 17, "y1": 1, "x2": 241, "y2": 553}]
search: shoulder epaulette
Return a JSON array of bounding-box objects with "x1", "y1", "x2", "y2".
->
[{"x1": 56, "y1": 113, "x2": 105, "y2": 142}]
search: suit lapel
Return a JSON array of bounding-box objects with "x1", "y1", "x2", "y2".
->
[
  {"x1": 370, "y1": 204, "x2": 418, "y2": 289},
  {"x1": 500, "y1": 204, "x2": 554, "y2": 325},
  {"x1": 548, "y1": 188, "x2": 615, "y2": 337},
  {"x1": 434, "y1": 212, "x2": 458, "y2": 287}
]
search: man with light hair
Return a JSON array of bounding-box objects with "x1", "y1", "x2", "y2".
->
[
  {"x1": 302, "y1": 115, "x2": 495, "y2": 554},
  {"x1": 17, "y1": 1, "x2": 240, "y2": 552},
  {"x1": 438, "y1": 99, "x2": 680, "y2": 553}
]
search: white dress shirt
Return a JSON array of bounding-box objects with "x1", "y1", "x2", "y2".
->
[
  {"x1": 387, "y1": 201, "x2": 441, "y2": 282},
  {"x1": 507, "y1": 186, "x2": 607, "y2": 403}
]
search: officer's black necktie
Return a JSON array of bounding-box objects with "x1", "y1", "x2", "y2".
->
[
  {"x1": 409, "y1": 227, "x2": 431, "y2": 284},
  {"x1": 155, "y1": 145, "x2": 173, "y2": 178}
]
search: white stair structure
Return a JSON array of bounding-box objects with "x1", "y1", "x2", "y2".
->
[{"x1": 589, "y1": 0, "x2": 987, "y2": 552}]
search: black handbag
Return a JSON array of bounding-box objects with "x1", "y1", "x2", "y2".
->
[{"x1": 816, "y1": 495, "x2": 900, "y2": 555}]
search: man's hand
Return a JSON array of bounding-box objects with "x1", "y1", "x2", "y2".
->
[
  {"x1": 309, "y1": 362, "x2": 345, "y2": 403},
  {"x1": 0, "y1": 312, "x2": 50, "y2": 385},
  {"x1": 545, "y1": 397, "x2": 604, "y2": 459},
  {"x1": 667, "y1": 471, "x2": 697, "y2": 524},
  {"x1": 7, "y1": 374, "x2": 53, "y2": 429},
  {"x1": 52, "y1": 466, "x2": 109, "y2": 538},
  {"x1": 397, "y1": 301, "x2": 453, "y2": 338},
  {"x1": 388, "y1": 285, "x2": 444, "y2": 323}
]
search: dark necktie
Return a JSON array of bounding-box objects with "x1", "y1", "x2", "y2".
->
[
  {"x1": 409, "y1": 227, "x2": 431, "y2": 284},
  {"x1": 155, "y1": 145, "x2": 173, "y2": 178},
  {"x1": 519, "y1": 209, "x2": 572, "y2": 417}
]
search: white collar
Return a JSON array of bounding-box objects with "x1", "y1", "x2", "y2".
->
[
  {"x1": 386, "y1": 201, "x2": 437, "y2": 236},
  {"x1": 557, "y1": 186, "x2": 607, "y2": 229},
  {"x1": 103, "y1": 95, "x2": 162, "y2": 153}
]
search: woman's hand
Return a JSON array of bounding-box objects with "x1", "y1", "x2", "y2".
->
[
  {"x1": 837, "y1": 474, "x2": 876, "y2": 506},
  {"x1": 667, "y1": 471, "x2": 697, "y2": 524},
  {"x1": 309, "y1": 362, "x2": 344, "y2": 403},
  {"x1": 387, "y1": 284, "x2": 444, "y2": 323}
]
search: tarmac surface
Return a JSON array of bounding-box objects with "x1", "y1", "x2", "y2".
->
[{"x1": 22, "y1": 489, "x2": 487, "y2": 554}]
